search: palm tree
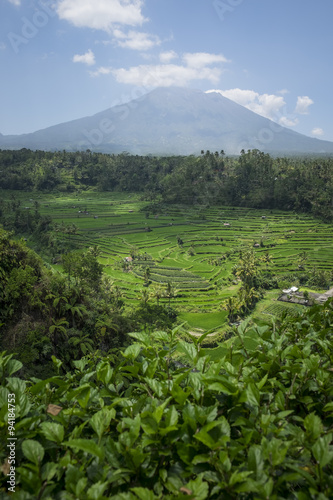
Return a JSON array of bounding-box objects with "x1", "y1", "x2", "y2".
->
[
  {"x1": 139, "y1": 288, "x2": 150, "y2": 305},
  {"x1": 223, "y1": 297, "x2": 239, "y2": 323},
  {"x1": 68, "y1": 331, "x2": 94, "y2": 358},
  {"x1": 152, "y1": 285, "x2": 165, "y2": 306},
  {"x1": 48, "y1": 318, "x2": 69, "y2": 353},
  {"x1": 144, "y1": 266, "x2": 151, "y2": 285},
  {"x1": 165, "y1": 282, "x2": 178, "y2": 308}
]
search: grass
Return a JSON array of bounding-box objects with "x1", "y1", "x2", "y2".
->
[{"x1": 3, "y1": 189, "x2": 333, "y2": 332}]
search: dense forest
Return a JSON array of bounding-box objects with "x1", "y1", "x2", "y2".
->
[{"x1": 1, "y1": 148, "x2": 333, "y2": 220}]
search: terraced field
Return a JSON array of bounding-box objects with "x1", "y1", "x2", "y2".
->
[{"x1": 4, "y1": 190, "x2": 333, "y2": 331}]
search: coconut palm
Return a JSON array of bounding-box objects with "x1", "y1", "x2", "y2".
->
[{"x1": 223, "y1": 297, "x2": 239, "y2": 323}]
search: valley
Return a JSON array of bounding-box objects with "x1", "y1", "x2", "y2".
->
[{"x1": 4, "y1": 189, "x2": 332, "y2": 337}]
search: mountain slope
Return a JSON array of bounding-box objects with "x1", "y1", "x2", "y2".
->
[{"x1": 1, "y1": 87, "x2": 333, "y2": 155}]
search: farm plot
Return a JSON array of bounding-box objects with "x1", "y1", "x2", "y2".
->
[{"x1": 4, "y1": 190, "x2": 333, "y2": 330}]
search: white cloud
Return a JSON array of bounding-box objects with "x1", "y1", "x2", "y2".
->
[
  {"x1": 73, "y1": 49, "x2": 95, "y2": 65},
  {"x1": 279, "y1": 116, "x2": 299, "y2": 127},
  {"x1": 295, "y1": 96, "x2": 314, "y2": 115},
  {"x1": 183, "y1": 52, "x2": 229, "y2": 68},
  {"x1": 90, "y1": 66, "x2": 113, "y2": 77},
  {"x1": 312, "y1": 127, "x2": 324, "y2": 136},
  {"x1": 0, "y1": 42, "x2": 6, "y2": 50},
  {"x1": 277, "y1": 88, "x2": 290, "y2": 95},
  {"x1": 207, "y1": 88, "x2": 286, "y2": 122},
  {"x1": 111, "y1": 53, "x2": 228, "y2": 87},
  {"x1": 56, "y1": 0, "x2": 146, "y2": 31},
  {"x1": 8, "y1": 0, "x2": 21, "y2": 5},
  {"x1": 206, "y1": 88, "x2": 308, "y2": 128},
  {"x1": 159, "y1": 50, "x2": 178, "y2": 63},
  {"x1": 113, "y1": 29, "x2": 160, "y2": 51}
]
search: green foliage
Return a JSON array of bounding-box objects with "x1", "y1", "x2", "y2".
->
[
  {"x1": 1, "y1": 302, "x2": 333, "y2": 498},
  {"x1": 0, "y1": 229, "x2": 135, "y2": 375},
  {"x1": 1, "y1": 149, "x2": 333, "y2": 220}
]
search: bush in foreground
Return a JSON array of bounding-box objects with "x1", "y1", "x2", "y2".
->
[{"x1": 1, "y1": 302, "x2": 333, "y2": 499}]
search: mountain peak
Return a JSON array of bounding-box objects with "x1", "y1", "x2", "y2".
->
[{"x1": 0, "y1": 86, "x2": 333, "y2": 156}]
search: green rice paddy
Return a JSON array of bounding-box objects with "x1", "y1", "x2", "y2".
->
[{"x1": 5, "y1": 190, "x2": 333, "y2": 333}]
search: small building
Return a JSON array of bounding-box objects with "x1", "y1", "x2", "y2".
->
[
  {"x1": 253, "y1": 243, "x2": 260, "y2": 248},
  {"x1": 125, "y1": 256, "x2": 133, "y2": 262},
  {"x1": 282, "y1": 286, "x2": 298, "y2": 294},
  {"x1": 262, "y1": 216, "x2": 267, "y2": 219},
  {"x1": 223, "y1": 222, "x2": 230, "y2": 227}
]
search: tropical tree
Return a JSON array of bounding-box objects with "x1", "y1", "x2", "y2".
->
[
  {"x1": 223, "y1": 296, "x2": 239, "y2": 323},
  {"x1": 67, "y1": 330, "x2": 94, "y2": 359},
  {"x1": 152, "y1": 285, "x2": 165, "y2": 306},
  {"x1": 143, "y1": 266, "x2": 151, "y2": 285},
  {"x1": 165, "y1": 282, "x2": 178, "y2": 308}
]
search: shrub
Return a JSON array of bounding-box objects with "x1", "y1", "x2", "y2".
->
[{"x1": 1, "y1": 302, "x2": 333, "y2": 498}]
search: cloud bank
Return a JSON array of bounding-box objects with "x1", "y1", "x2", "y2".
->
[{"x1": 56, "y1": 0, "x2": 146, "y2": 31}]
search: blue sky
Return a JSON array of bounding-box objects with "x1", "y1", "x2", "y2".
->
[{"x1": 1, "y1": 0, "x2": 333, "y2": 142}]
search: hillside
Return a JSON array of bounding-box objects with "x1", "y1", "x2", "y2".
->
[{"x1": 1, "y1": 88, "x2": 333, "y2": 155}]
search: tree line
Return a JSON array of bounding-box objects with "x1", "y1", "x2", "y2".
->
[{"x1": 1, "y1": 148, "x2": 333, "y2": 220}]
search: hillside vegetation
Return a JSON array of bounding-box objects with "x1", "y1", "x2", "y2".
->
[
  {"x1": 1, "y1": 149, "x2": 333, "y2": 498},
  {"x1": 1, "y1": 301, "x2": 333, "y2": 498},
  {"x1": 1, "y1": 148, "x2": 333, "y2": 220}
]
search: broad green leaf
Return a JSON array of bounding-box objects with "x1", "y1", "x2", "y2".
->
[
  {"x1": 123, "y1": 343, "x2": 141, "y2": 361},
  {"x1": 194, "y1": 419, "x2": 230, "y2": 450},
  {"x1": 165, "y1": 406, "x2": 178, "y2": 427},
  {"x1": 129, "y1": 448, "x2": 147, "y2": 469},
  {"x1": 323, "y1": 402, "x2": 333, "y2": 413},
  {"x1": 243, "y1": 336, "x2": 260, "y2": 351},
  {"x1": 208, "y1": 382, "x2": 238, "y2": 396},
  {"x1": 177, "y1": 341, "x2": 197, "y2": 362},
  {"x1": 257, "y1": 373, "x2": 268, "y2": 390},
  {"x1": 128, "y1": 331, "x2": 150, "y2": 346},
  {"x1": 153, "y1": 398, "x2": 171, "y2": 424},
  {"x1": 229, "y1": 470, "x2": 253, "y2": 486},
  {"x1": 239, "y1": 383, "x2": 260, "y2": 407},
  {"x1": 248, "y1": 445, "x2": 264, "y2": 480},
  {"x1": 6, "y1": 359, "x2": 23, "y2": 376},
  {"x1": 312, "y1": 434, "x2": 333, "y2": 468},
  {"x1": 40, "y1": 422, "x2": 64, "y2": 443},
  {"x1": 64, "y1": 438, "x2": 105, "y2": 460},
  {"x1": 22, "y1": 439, "x2": 45, "y2": 465},
  {"x1": 6, "y1": 377, "x2": 27, "y2": 397},
  {"x1": 304, "y1": 413, "x2": 323, "y2": 441},
  {"x1": 87, "y1": 481, "x2": 109, "y2": 500},
  {"x1": 90, "y1": 407, "x2": 115, "y2": 439},
  {"x1": 68, "y1": 384, "x2": 92, "y2": 408},
  {"x1": 29, "y1": 376, "x2": 65, "y2": 395},
  {"x1": 96, "y1": 361, "x2": 113, "y2": 385},
  {"x1": 72, "y1": 359, "x2": 88, "y2": 371},
  {"x1": 152, "y1": 331, "x2": 171, "y2": 343},
  {"x1": 185, "y1": 476, "x2": 209, "y2": 500},
  {"x1": 171, "y1": 384, "x2": 192, "y2": 405},
  {"x1": 41, "y1": 462, "x2": 60, "y2": 482},
  {"x1": 144, "y1": 378, "x2": 165, "y2": 398},
  {"x1": 131, "y1": 487, "x2": 158, "y2": 500}
]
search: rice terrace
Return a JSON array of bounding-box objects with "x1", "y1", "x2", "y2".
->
[{"x1": 8, "y1": 189, "x2": 332, "y2": 337}]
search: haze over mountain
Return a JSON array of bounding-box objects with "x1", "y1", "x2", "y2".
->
[{"x1": 1, "y1": 87, "x2": 333, "y2": 156}]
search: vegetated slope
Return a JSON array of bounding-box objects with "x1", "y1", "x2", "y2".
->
[
  {"x1": 1, "y1": 87, "x2": 333, "y2": 155},
  {"x1": 1, "y1": 301, "x2": 333, "y2": 498}
]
